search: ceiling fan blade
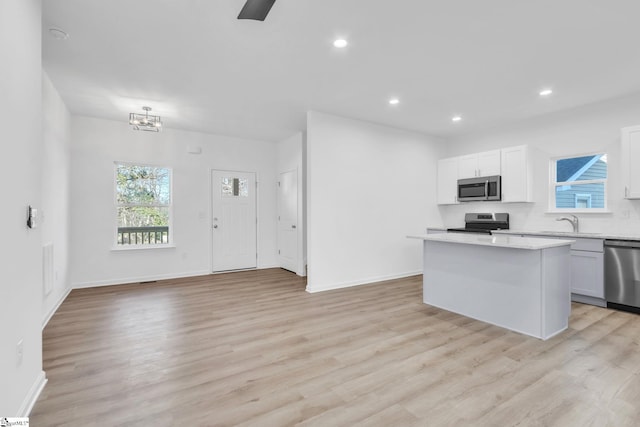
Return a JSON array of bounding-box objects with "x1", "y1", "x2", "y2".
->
[{"x1": 237, "y1": 0, "x2": 276, "y2": 21}]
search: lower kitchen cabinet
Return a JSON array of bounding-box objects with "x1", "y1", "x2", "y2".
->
[
  {"x1": 514, "y1": 233, "x2": 604, "y2": 305},
  {"x1": 570, "y1": 249, "x2": 604, "y2": 298}
]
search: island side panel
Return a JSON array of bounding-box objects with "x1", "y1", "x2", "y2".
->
[
  {"x1": 540, "y1": 245, "x2": 572, "y2": 339},
  {"x1": 423, "y1": 240, "x2": 543, "y2": 339}
]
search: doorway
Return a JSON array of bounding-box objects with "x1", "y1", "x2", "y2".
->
[
  {"x1": 277, "y1": 169, "x2": 298, "y2": 273},
  {"x1": 211, "y1": 170, "x2": 257, "y2": 272}
]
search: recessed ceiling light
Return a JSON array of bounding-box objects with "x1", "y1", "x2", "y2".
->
[
  {"x1": 333, "y1": 39, "x2": 348, "y2": 48},
  {"x1": 389, "y1": 98, "x2": 400, "y2": 105},
  {"x1": 539, "y1": 88, "x2": 553, "y2": 97},
  {"x1": 48, "y1": 28, "x2": 69, "y2": 40},
  {"x1": 452, "y1": 115, "x2": 462, "y2": 122}
]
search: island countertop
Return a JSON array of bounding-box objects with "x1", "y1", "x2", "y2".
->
[
  {"x1": 492, "y1": 229, "x2": 640, "y2": 241},
  {"x1": 408, "y1": 232, "x2": 574, "y2": 250}
]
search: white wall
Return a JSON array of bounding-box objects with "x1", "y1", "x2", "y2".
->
[
  {"x1": 306, "y1": 111, "x2": 445, "y2": 292},
  {"x1": 42, "y1": 71, "x2": 71, "y2": 325},
  {"x1": 0, "y1": 0, "x2": 47, "y2": 416},
  {"x1": 276, "y1": 132, "x2": 306, "y2": 276},
  {"x1": 441, "y1": 92, "x2": 640, "y2": 234},
  {"x1": 70, "y1": 116, "x2": 277, "y2": 288}
]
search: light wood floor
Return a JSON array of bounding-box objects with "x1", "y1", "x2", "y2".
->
[{"x1": 31, "y1": 269, "x2": 640, "y2": 426}]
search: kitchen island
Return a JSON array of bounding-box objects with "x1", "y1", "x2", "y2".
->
[{"x1": 409, "y1": 233, "x2": 574, "y2": 340}]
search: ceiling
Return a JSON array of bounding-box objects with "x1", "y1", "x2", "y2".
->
[{"x1": 42, "y1": 0, "x2": 640, "y2": 142}]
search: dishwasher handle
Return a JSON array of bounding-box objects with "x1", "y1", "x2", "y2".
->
[{"x1": 604, "y1": 239, "x2": 640, "y2": 249}]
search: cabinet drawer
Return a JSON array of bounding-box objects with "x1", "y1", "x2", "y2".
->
[{"x1": 570, "y1": 238, "x2": 603, "y2": 252}]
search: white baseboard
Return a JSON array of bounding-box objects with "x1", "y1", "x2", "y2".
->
[
  {"x1": 306, "y1": 270, "x2": 422, "y2": 293},
  {"x1": 571, "y1": 293, "x2": 606, "y2": 307},
  {"x1": 72, "y1": 266, "x2": 289, "y2": 289},
  {"x1": 257, "y1": 263, "x2": 280, "y2": 269},
  {"x1": 72, "y1": 270, "x2": 211, "y2": 289},
  {"x1": 260, "y1": 263, "x2": 306, "y2": 277},
  {"x1": 19, "y1": 370, "x2": 47, "y2": 417},
  {"x1": 42, "y1": 287, "x2": 72, "y2": 329}
]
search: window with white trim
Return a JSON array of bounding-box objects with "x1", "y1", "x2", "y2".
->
[
  {"x1": 115, "y1": 163, "x2": 172, "y2": 245},
  {"x1": 550, "y1": 154, "x2": 607, "y2": 211}
]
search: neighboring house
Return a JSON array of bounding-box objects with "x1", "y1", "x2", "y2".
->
[{"x1": 556, "y1": 154, "x2": 607, "y2": 208}]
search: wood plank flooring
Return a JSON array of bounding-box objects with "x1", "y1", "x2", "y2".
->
[{"x1": 31, "y1": 269, "x2": 640, "y2": 426}]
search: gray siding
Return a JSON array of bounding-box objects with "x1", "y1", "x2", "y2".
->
[
  {"x1": 556, "y1": 160, "x2": 606, "y2": 208},
  {"x1": 574, "y1": 160, "x2": 607, "y2": 181}
]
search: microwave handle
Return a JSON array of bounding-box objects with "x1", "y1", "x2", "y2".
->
[{"x1": 484, "y1": 180, "x2": 489, "y2": 199}]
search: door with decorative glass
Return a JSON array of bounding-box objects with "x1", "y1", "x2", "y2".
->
[{"x1": 211, "y1": 170, "x2": 257, "y2": 272}]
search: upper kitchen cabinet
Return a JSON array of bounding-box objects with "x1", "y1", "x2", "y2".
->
[
  {"x1": 621, "y1": 126, "x2": 640, "y2": 199},
  {"x1": 437, "y1": 157, "x2": 459, "y2": 205},
  {"x1": 501, "y1": 145, "x2": 533, "y2": 202},
  {"x1": 436, "y1": 145, "x2": 533, "y2": 205},
  {"x1": 458, "y1": 150, "x2": 501, "y2": 179}
]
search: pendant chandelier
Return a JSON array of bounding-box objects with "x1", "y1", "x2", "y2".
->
[{"x1": 129, "y1": 106, "x2": 162, "y2": 132}]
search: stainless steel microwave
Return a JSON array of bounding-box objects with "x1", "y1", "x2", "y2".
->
[{"x1": 457, "y1": 175, "x2": 501, "y2": 202}]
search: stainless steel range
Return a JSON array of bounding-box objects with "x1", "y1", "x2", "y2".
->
[{"x1": 447, "y1": 213, "x2": 509, "y2": 235}]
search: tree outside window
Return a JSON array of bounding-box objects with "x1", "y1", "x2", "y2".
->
[{"x1": 115, "y1": 163, "x2": 171, "y2": 245}]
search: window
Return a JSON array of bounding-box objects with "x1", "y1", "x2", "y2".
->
[
  {"x1": 115, "y1": 163, "x2": 171, "y2": 245},
  {"x1": 221, "y1": 177, "x2": 248, "y2": 197},
  {"x1": 550, "y1": 154, "x2": 607, "y2": 211}
]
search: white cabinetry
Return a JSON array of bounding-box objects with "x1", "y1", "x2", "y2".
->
[
  {"x1": 621, "y1": 125, "x2": 640, "y2": 199},
  {"x1": 501, "y1": 145, "x2": 532, "y2": 202},
  {"x1": 515, "y1": 233, "x2": 604, "y2": 302},
  {"x1": 436, "y1": 145, "x2": 533, "y2": 205},
  {"x1": 458, "y1": 150, "x2": 501, "y2": 179},
  {"x1": 570, "y1": 250, "x2": 604, "y2": 298},
  {"x1": 569, "y1": 237, "x2": 604, "y2": 299},
  {"x1": 437, "y1": 157, "x2": 459, "y2": 205}
]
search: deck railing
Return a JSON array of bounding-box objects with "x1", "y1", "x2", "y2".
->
[{"x1": 117, "y1": 226, "x2": 169, "y2": 245}]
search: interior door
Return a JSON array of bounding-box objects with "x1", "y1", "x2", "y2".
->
[
  {"x1": 211, "y1": 170, "x2": 257, "y2": 272},
  {"x1": 277, "y1": 170, "x2": 298, "y2": 273}
]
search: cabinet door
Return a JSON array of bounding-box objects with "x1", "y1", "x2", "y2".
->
[
  {"x1": 622, "y1": 126, "x2": 640, "y2": 199},
  {"x1": 458, "y1": 155, "x2": 479, "y2": 179},
  {"x1": 570, "y1": 250, "x2": 604, "y2": 298},
  {"x1": 501, "y1": 145, "x2": 531, "y2": 202},
  {"x1": 477, "y1": 150, "x2": 501, "y2": 176},
  {"x1": 437, "y1": 157, "x2": 459, "y2": 205}
]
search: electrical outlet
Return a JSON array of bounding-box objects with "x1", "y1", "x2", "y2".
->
[{"x1": 17, "y1": 339, "x2": 23, "y2": 366}]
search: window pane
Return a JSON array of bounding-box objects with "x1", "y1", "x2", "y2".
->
[
  {"x1": 555, "y1": 154, "x2": 607, "y2": 183},
  {"x1": 117, "y1": 206, "x2": 169, "y2": 228},
  {"x1": 221, "y1": 177, "x2": 248, "y2": 197},
  {"x1": 116, "y1": 207, "x2": 170, "y2": 245},
  {"x1": 116, "y1": 165, "x2": 171, "y2": 205},
  {"x1": 555, "y1": 183, "x2": 605, "y2": 209}
]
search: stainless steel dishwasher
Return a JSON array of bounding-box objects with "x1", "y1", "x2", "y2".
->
[{"x1": 604, "y1": 239, "x2": 640, "y2": 314}]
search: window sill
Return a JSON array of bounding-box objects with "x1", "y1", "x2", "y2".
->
[
  {"x1": 111, "y1": 244, "x2": 176, "y2": 252},
  {"x1": 545, "y1": 210, "x2": 612, "y2": 214}
]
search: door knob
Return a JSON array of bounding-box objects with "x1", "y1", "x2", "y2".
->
[
  {"x1": 291, "y1": 225, "x2": 296, "y2": 229},
  {"x1": 213, "y1": 224, "x2": 218, "y2": 229}
]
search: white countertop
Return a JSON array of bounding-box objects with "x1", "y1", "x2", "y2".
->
[
  {"x1": 408, "y1": 233, "x2": 574, "y2": 250},
  {"x1": 492, "y1": 229, "x2": 640, "y2": 241}
]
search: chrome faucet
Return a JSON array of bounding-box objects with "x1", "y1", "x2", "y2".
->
[{"x1": 556, "y1": 215, "x2": 579, "y2": 233}]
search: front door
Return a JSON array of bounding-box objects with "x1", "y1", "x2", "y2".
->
[
  {"x1": 277, "y1": 169, "x2": 298, "y2": 273},
  {"x1": 211, "y1": 170, "x2": 257, "y2": 272}
]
